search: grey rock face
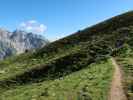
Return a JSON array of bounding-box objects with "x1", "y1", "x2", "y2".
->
[{"x1": 0, "y1": 28, "x2": 49, "y2": 60}]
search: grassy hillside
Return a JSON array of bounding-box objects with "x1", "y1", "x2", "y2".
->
[
  {"x1": 0, "y1": 59, "x2": 113, "y2": 100},
  {"x1": 0, "y1": 11, "x2": 133, "y2": 100}
]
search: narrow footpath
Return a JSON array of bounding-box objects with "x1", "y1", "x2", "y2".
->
[{"x1": 108, "y1": 58, "x2": 127, "y2": 100}]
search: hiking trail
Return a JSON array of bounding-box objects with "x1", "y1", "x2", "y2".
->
[{"x1": 108, "y1": 58, "x2": 127, "y2": 100}]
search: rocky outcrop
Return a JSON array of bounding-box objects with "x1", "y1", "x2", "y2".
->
[{"x1": 0, "y1": 28, "x2": 49, "y2": 60}]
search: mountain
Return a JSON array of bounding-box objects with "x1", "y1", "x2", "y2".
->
[
  {"x1": 0, "y1": 29, "x2": 49, "y2": 60},
  {"x1": 0, "y1": 11, "x2": 133, "y2": 100}
]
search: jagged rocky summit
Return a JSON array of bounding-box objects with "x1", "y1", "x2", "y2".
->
[{"x1": 0, "y1": 28, "x2": 49, "y2": 60}]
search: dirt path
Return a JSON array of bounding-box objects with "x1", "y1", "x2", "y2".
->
[{"x1": 108, "y1": 58, "x2": 127, "y2": 100}]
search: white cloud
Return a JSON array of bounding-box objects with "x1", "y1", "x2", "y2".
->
[
  {"x1": 28, "y1": 20, "x2": 37, "y2": 24},
  {"x1": 18, "y1": 20, "x2": 47, "y2": 34}
]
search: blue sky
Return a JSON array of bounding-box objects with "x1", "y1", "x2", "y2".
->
[{"x1": 0, "y1": 0, "x2": 133, "y2": 41}]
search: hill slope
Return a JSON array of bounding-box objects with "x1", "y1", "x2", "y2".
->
[{"x1": 0, "y1": 11, "x2": 133, "y2": 100}]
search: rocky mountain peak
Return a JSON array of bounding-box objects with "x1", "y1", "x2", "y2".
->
[{"x1": 0, "y1": 28, "x2": 49, "y2": 60}]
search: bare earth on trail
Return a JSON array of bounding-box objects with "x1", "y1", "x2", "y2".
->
[{"x1": 108, "y1": 58, "x2": 127, "y2": 100}]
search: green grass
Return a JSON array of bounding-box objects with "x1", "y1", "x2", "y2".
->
[
  {"x1": 0, "y1": 40, "x2": 112, "y2": 87},
  {"x1": 0, "y1": 59, "x2": 113, "y2": 100}
]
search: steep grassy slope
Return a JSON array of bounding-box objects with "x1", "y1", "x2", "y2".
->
[
  {"x1": 0, "y1": 60, "x2": 113, "y2": 100},
  {"x1": 0, "y1": 11, "x2": 133, "y2": 100}
]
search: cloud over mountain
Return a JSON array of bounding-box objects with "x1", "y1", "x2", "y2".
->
[{"x1": 19, "y1": 20, "x2": 47, "y2": 34}]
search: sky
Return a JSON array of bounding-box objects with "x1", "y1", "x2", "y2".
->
[{"x1": 0, "y1": 0, "x2": 133, "y2": 41}]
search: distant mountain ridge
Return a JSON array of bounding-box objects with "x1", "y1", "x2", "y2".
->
[{"x1": 0, "y1": 28, "x2": 49, "y2": 60}]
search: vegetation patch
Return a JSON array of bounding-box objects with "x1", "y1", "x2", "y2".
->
[{"x1": 0, "y1": 59, "x2": 113, "y2": 100}]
